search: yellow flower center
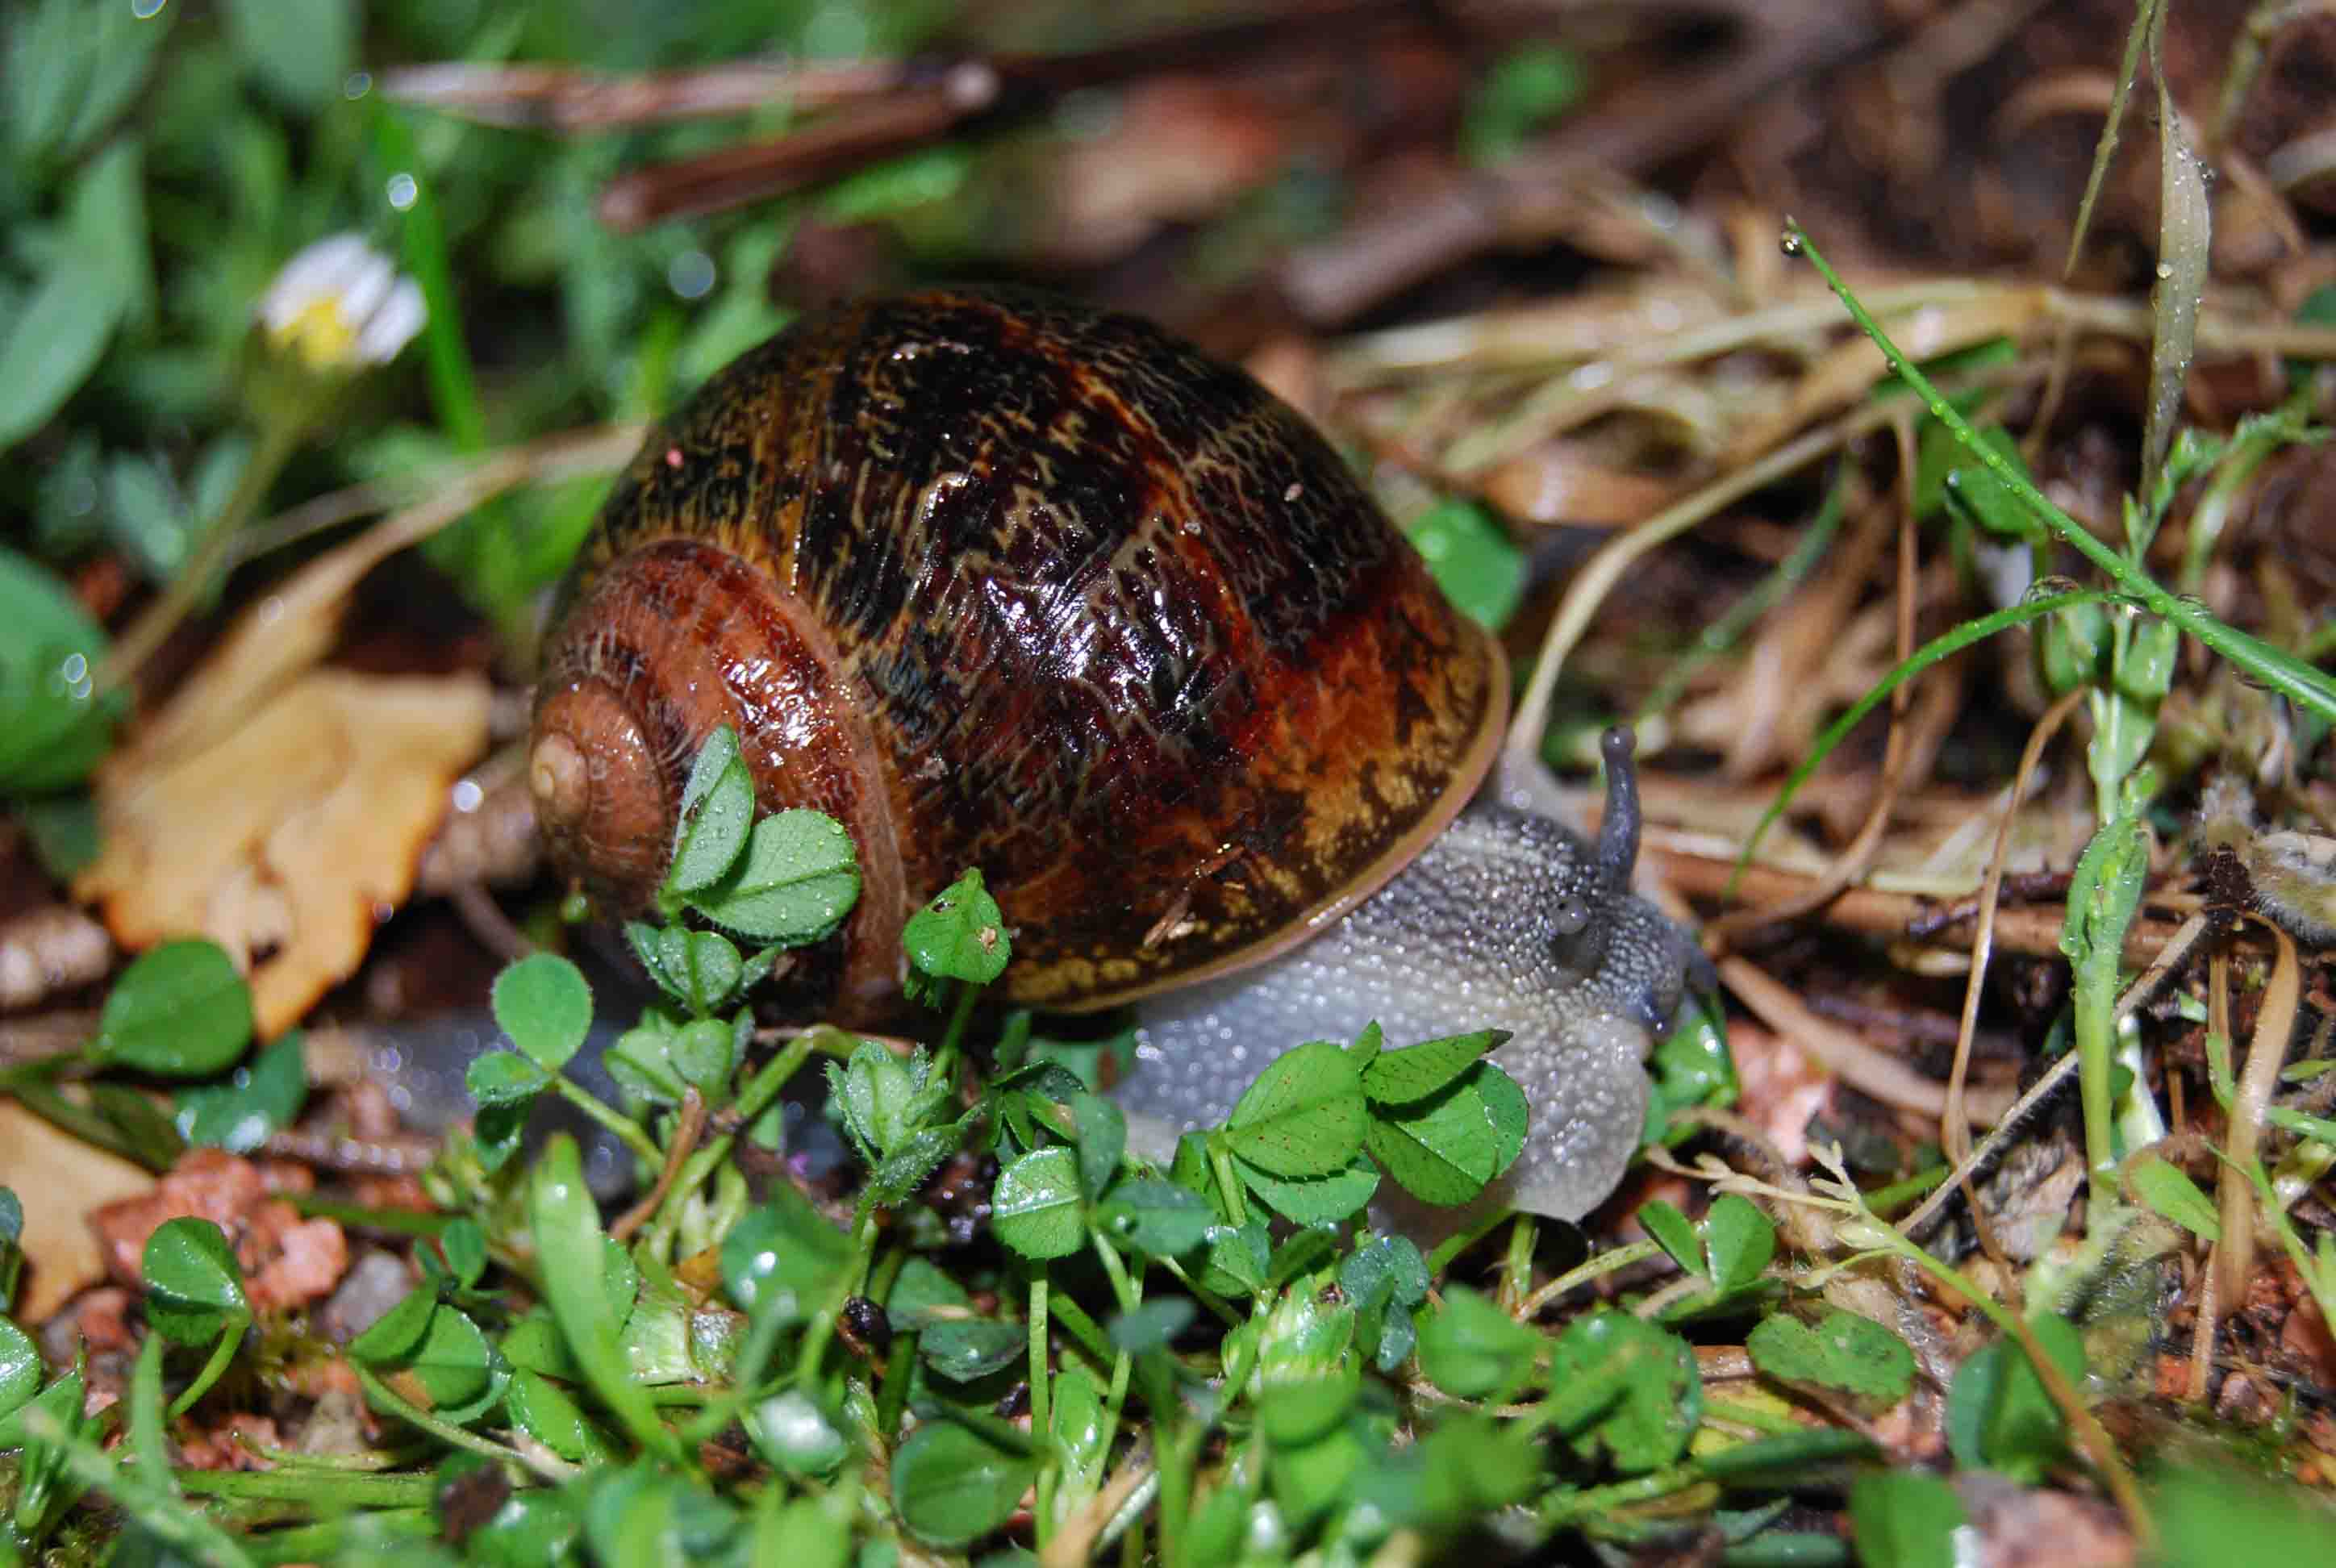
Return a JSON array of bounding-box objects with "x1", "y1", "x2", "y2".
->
[{"x1": 271, "y1": 298, "x2": 360, "y2": 372}]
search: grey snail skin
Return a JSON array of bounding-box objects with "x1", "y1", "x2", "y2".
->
[
  {"x1": 1116, "y1": 729, "x2": 1696, "y2": 1223},
  {"x1": 521, "y1": 286, "x2": 1701, "y2": 1224}
]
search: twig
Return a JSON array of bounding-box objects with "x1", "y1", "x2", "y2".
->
[
  {"x1": 2214, "y1": 918, "x2": 2300, "y2": 1308},
  {"x1": 236, "y1": 423, "x2": 644, "y2": 569},
  {"x1": 446, "y1": 882, "x2": 536, "y2": 965},
  {"x1": 1942, "y1": 686, "x2": 2088, "y2": 1268},
  {"x1": 101, "y1": 423, "x2": 644, "y2": 731},
  {"x1": 415, "y1": 750, "x2": 543, "y2": 896},
  {"x1": 0, "y1": 1009, "x2": 98, "y2": 1067},
  {"x1": 1703, "y1": 639, "x2": 1964, "y2": 945},
  {"x1": 2187, "y1": 1232, "x2": 2221, "y2": 1405},
  {"x1": 1717, "y1": 954, "x2": 2015, "y2": 1124},
  {"x1": 1650, "y1": 844, "x2": 2190, "y2": 964},
  {"x1": 382, "y1": 59, "x2": 901, "y2": 128},
  {"x1": 574, "y1": 2, "x2": 1419, "y2": 231},
  {"x1": 1282, "y1": 0, "x2": 1871, "y2": 321},
  {"x1": 597, "y1": 85, "x2": 991, "y2": 230},
  {"x1": 613, "y1": 1086, "x2": 709, "y2": 1242},
  {"x1": 261, "y1": 1129, "x2": 443, "y2": 1176}
]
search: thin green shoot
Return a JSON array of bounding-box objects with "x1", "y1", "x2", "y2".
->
[{"x1": 1786, "y1": 223, "x2": 2336, "y2": 724}]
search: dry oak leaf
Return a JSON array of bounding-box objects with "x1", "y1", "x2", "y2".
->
[
  {"x1": 76, "y1": 668, "x2": 490, "y2": 1037},
  {"x1": 0, "y1": 1099, "x2": 159, "y2": 1323}
]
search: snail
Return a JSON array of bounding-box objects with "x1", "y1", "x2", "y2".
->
[{"x1": 528, "y1": 286, "x2": 1698, "y2": 1223}]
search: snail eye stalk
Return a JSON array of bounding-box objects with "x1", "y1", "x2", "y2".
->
[{"x1": 1595, "y1": 725, "x2": 1642, "y2": 888}]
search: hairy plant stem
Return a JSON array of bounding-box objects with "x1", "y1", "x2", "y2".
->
[{"x1": 1788, "y1": 223, "x2": 2336, "y2": 724}]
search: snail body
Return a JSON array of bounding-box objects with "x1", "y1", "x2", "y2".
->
[
  {"x1": 531, "y1": 286, "x2": 1696, "y2": 1220},
  {"x1": 1120, "y1": 744, "x2": 1691, "y2": 1221}
]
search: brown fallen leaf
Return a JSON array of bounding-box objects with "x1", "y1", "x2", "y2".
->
[
  {"x1": 0, "y1": 1100, "x2": 159, "y2": 1323},
  {"x1": 73, "y1": 462, "x2": 530, "y2": 1039},
  {"x1": 77, "y1": 668, "x2": 489, "y2": 1037}
]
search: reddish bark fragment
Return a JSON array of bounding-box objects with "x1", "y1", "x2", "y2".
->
[
  {"x1": 73, "y1": 1287, "x2": 139, "y2": 1353},
  {"x1": 87, "y1": 1148, "x2": 350, "y2": 1312},
  {"x1": 177, "y1": 1414, "x2": 282, "y2": 1471}
]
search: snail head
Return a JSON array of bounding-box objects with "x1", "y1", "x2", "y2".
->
[{"x1": 1545, "y1": 724, "x2": 1644, "y2": 943}]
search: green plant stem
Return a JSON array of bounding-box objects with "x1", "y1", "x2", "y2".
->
[
  {"x1": 644, "y1": 1042, "x2": 817, "y2": 1261},
  {"x1": 235, "y1": 1510, "x2": 436, "y2": 1566},
  {"x1": 939, "y1": 978, "x2": 982, "y2": 1063},
  {"x1": 715, "y1": 1028, "x2": 818, "y2": 1135},
  {"x1": 173, "y1": 1470, "x2": 436, "y2": 1507},
  {"x1": 1087, "y1": 1230, "x2": 1140, "y2": 1475},
  {"x1": 1155, "y1": 1420, "x2": 1204, "y2": 1568},
  {"x1": 1516, "y1": 1352, "x2": 1636, "y2": 1442},
  {"x1": 2240, "y1": 1154, "x2": 2336, "y2": 1345},
  {"x1": 242, "y1": 1441, "x2": 436, "y2": 1473},
  {"x1": 645, "y1": 1386, "x2": 717, "y2": 1407},
  {"x1": 1700, "y1": 1399, "x2": 1824, "y2": 1442},
  {"x1": 1733, "y1": 590, "x2": 2110, "y2": 882},
  {"x1": 289, "y1": 1196, "x2": 453, "y2": 1236},
  {"x1": 1538, "y1": 1461, "x2": 1705, "y2": 1528},
  {"x1": 1636, "y1": 473, "x2": 1845, "y2": 725},
  {"x1": 370, "y1": 105, "x2": 543, "y2": 651},
  {"x1": 1207, "y1": 1144, "x2": 1249, "y2": 1228},
  {"x1": 1046, "y1": 1288, "x2": 1117, "y2": 1374},
  {"x1": 876, "y1": 1328, "x2": 916, "y2": 1443},
  {"x1": 100, "y1": 412, "x2": 308, "y2": 691},
  {"x1": 1863, "y1": 1165, "x2": 1949, "y2": 1216},
  {"x1": 703, "y1": 1161, "x2": 752, "y2": 1250},
  {"x1": 1027, "y1": 1273, "x2": 1052, "y2": 1441},
  {"x1": 353, "y1": 1366, "x2": 573, "y2": 1481},
  {"x1": 165, "y1": 1321, "x2": 246, "y2": 1419},
  {"x1": 1789, "y1": 223, "x2": 2336, "y2": 724},
  {"x1": 2179, "y1": 411, "x2": 2287, "y2": 593},
  {"x1": 128, "y1": 1337, "x2": 172, "y2": 1495},
  {"x1": 1029, "y1": 1271, "x2": 1055, "y2": 1545},
  {"x1": 372, "y1": 108, "x2": 484, "y2": 453},
  {"x1": 793, "y1": 1207, "x2": 881, "y2": 1391},
  {"x1": 547, "y1": 1074, "x2": 663, "y2": 1167},
  {"x1": 1153, "y1": 1257, "x2": 1242, "y2": 1329},
  {"x1": 1424, "y1": 1203, "x2": 1517, "y2": 1278},
  {"x1": 1090, "y1": 1229, "x2": 1141, "y2": 1316},
  {"x1": 2079, "y1": 1016, "x2": 2121, "y2": 1195},
  {"x1": 1518, "y1": 1241, "x2": 1664, "y2": 1318},
  {"x1": 1500, "y1": 1214, "x2": 1538, "y2": 1313},
  {"x1": 0, "y1": 1052, "x2": 78, "y2": 1095},
  {"x1": 648, "y1": 1033, "x2": 819, "y2": 1253}
]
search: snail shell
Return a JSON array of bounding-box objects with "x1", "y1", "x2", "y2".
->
[{"x1": 531, "y1": 286, "x2": 1504, "y2": 1023}]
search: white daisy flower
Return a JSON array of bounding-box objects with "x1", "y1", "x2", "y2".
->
[{"x1": 256, "y1": 234, "x2": 427, "y2": 372}]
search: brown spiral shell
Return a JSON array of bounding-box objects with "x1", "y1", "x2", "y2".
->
[{"x1": 531, "y1": 287, "x2": 1504, "y2": 1024}]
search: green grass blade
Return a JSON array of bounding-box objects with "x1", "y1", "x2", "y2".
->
[
  {"x1": 1787, "y1": 224, "x2": 2336, "y2": 725},
  {"x1": 1732, "y1": 590, "x2": 2118, "y2": 887}
]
